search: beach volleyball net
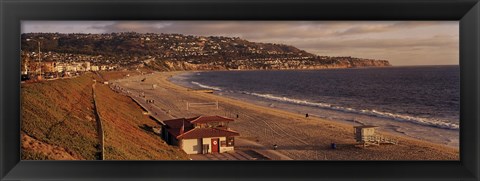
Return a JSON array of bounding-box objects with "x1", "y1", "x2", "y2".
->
[{"x1": 186, "y1": 101, "x2": 219, "y2": 110}]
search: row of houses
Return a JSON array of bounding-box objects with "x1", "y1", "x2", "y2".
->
[{"x1": 21, "y1": 61, "x2": 118, "y2": 75}]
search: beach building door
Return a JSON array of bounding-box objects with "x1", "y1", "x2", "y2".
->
[
  {"x1": 211, "y1": 138, "x2": 219, "y2": 153},
  {"x1": 198, "y1": 138, "x2": 203, "y2": 154}
]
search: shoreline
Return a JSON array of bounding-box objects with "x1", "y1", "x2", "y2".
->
[
  {"x1": 170, "y1": 69, "x2": 459, "y2": 148},
  {"x1": 167, "y1": 64, "x2": 458, "y2": 73},
  {"x1": 114, "y1": 71, "x2": 459, "y2": 160}
]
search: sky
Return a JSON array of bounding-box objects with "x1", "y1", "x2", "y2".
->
[{"x1": 22, "y1": 21, "x2": 459, "y2": 66}]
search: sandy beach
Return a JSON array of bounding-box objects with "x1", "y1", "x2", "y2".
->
[{"x1": 113, "y1": 71, "x2": 459, "y2": 160}]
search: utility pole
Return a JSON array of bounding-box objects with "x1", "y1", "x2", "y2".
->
[
  {"x1": 38, "y1": 41, "x2": 41, "y2": 77},
  {"x1": 27, "y1": 38, "x2": 42, "y2": 79}
]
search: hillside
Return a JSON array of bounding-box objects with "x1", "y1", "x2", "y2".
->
[
  {"x1": 21, "y1": 72, "x2": 188, "y2": 160},
  {"x1": 21, "y1": 75, "x2": 99, "y2": 160},
  {"x1": 21, "y1": 32, "x2": 391, "y2": 71},
  {"x1": 93, "y1": 72, "x2": 189, "y2": 160}
]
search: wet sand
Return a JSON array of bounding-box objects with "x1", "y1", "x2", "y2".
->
[{"x1": 113, "y1": 71, "x2": 459, "y2": 160}]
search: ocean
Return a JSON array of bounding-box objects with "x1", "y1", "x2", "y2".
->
[{"x1": 170, "y1": 65, "x2": 460, "y2": 147}]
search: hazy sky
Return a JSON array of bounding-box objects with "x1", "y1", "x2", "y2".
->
[{"x1": 22, "y1": 21, "x2": 459, "y2": 66}]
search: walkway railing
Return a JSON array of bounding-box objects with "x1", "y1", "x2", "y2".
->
[{"x1": 92, "y1": 81, "x2": 105, "y2": 160}]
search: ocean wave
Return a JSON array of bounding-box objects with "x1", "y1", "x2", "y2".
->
[
  {"x1": 242, "y1": 92, "x2": 459, "y2": 130},
  {"x1": 191, "y1": 81, "x2": 222, "y2": 91}
]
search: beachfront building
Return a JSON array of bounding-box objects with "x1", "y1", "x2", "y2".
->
[
  {"x1": 41, "y1": 62, "x2": 57, "y2": 73},
  {"x1": 55, "y1": 62, "x2": 66, "y2": 72},
  {"x1": 91, "y1": 65, "x2": 99, "y2": 71},
  {"x1": 162, "y1": 115, "x2": 239, "y2": 154}
]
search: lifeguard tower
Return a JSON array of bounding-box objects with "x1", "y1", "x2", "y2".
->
[{"x1": 354, "y1": 125, "x2": 398, "y2": 147}]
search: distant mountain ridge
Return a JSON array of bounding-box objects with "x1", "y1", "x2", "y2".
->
[{"x1": 21, "y1": 32, "x2": 391, "y2": 71}]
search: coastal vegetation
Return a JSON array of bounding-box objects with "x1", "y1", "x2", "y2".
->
[
  {"x1": 21, "y1": 72, "x2": 188, "y2": 160},
  {"x1": 94, "y1": 72, "x2": 188, "y2": 160},
  {"x1": 21, "y1": 75, "x2": 98, "y2": 159}
]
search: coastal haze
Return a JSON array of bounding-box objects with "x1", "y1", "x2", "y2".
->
[{"x1": 20, "y1": 21, "x2": 459, "y2": 160}]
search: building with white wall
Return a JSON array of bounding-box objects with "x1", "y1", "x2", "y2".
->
[
  {"x1": 91, "y1": 65, "x2": 99, "y2": 71},
  {"x1": 162, "y1": 116, "x2": 239, "y2": 154}
]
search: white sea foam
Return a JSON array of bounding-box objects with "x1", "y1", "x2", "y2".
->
[
  {"x1": 243, "y1": 92, "x2": 459, "y2": 130},
  {"x1": 191, "y1": 81, "x2": 222, "y2": 91}
]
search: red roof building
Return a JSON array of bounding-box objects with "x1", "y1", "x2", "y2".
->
[{"x1": 162, "y1": 115, "x2": 239, "y2": 154}]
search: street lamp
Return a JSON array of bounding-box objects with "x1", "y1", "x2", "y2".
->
[{"x1": 26, "y1": 38, "x2": 42, "y2": 79}]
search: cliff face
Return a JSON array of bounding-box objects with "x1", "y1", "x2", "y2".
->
[
  {"x1": 161, "y1": 61, "x2": 225, "y2": 71},
  {"x1": 152, "y1": 59, "x2": 391, "y2": 71},
  {"x1": 348, "y1": 59, "x2": 391, "y2": 67}
]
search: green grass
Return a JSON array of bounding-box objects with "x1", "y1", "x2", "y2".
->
[
  {"x1": 22, "y1": 71, "x2": 188, "y2": 160},
  {"x1": 21, "y1": 149, "x2": 52, "y2": 160},
  {"x1": 21, "y1": 74, "x2": 99, "y2": 160}
]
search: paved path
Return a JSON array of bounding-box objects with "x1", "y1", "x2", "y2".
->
[
  {"x1": 91, "y1": 81, "x2": 105, "y2": 160},
  {"x1": 189, "y1": 149, "x2": 270, "y2": 161}
]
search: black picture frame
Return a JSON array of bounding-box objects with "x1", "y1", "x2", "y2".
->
[{"x1": 1, "y1": 0, "x2": 479, "y2": 180}]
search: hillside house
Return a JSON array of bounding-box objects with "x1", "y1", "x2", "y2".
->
[{"x1": 162, "y1": 115, "x2": 239, "y2": 154}]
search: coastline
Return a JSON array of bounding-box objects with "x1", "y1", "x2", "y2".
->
[
  {"x1": 171, "y1": 67, "x2": 460, "y2": 149},
  {"x1": 114, "y1": 70, "x2": 459, "y2": 160}
]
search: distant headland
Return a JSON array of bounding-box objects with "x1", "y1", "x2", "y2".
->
[{"x1": 21, "y1": 32, "x2": 391, "y2": 72}]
